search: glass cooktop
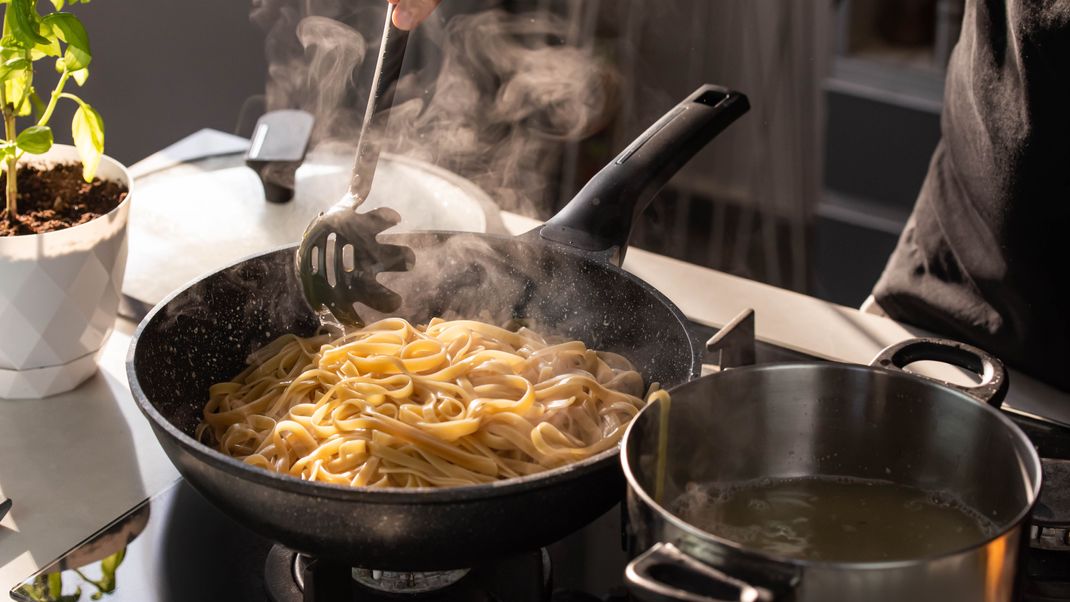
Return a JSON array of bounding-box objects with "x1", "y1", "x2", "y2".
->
[{"x1": 9, "y1": 477, "x2": 634, "y2": 602}]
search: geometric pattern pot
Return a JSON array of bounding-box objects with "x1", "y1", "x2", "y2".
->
[{"x1": 0, "y1": 145, "x2": 131, "y2": 398}]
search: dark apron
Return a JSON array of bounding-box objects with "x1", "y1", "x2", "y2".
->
[{"x1": 873, "y1": 0, "x2": 1070, "y2": 392}]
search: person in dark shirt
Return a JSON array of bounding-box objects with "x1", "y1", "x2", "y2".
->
[{"x1": 871, "y1": 0, "x2": 1070, "y2": 392}]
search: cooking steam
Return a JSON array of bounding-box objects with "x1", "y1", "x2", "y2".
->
[
  {"x1": 146, "y1": 1, "x2": 674, "y2": 393},
  {"x1": 144, "y1": 3, "x2": 684, "y2": 450},
  {"x1": 252, "y1": 1, "x2": 619, "y2": 216},
  {"x1": 293, "y1": 16, "x2": 368, "y2": 143}
]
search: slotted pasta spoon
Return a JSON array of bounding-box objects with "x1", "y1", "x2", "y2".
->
[{"x1": 296, "y1": 3, "x2": 415, "y2": 325}]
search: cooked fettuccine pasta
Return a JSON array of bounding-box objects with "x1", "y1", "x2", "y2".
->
[{"x1": 196, "y1": 317, "x2": 648, "y2": 488}]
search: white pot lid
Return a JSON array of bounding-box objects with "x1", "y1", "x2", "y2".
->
[{"x1": 124, "y1": 150, "x2": 503, "y2": 307}]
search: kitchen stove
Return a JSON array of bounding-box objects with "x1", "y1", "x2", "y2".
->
[{"x1": 10, "y1": 321, "x2": 1070, "y2": 602}]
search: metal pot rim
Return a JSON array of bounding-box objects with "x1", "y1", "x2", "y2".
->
[
  {"x1": 620, "y1": 361, "x2": 1044, "y2": 570},
  {"x1": 127, "y1": 238, "x2": 701, "y2": 504}
]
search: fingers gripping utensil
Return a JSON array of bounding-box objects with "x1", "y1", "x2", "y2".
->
[{"x1": 296, "y1": 3, "x2": 415, "y2": 325}]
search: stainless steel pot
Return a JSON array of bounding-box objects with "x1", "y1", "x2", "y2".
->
[{"x1": 621, "y1": 338, "x2": 1042, "y2": 602}]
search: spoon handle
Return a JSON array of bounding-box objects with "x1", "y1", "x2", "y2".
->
[{"x1": 349, "y1": 3, "x2": 410, "y2": 202}]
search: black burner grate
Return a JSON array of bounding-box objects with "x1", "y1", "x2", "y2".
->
[{"x1": 264, "y1": 545, "x2": 558, "y2": 602}]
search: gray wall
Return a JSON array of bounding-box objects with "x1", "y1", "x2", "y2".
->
[{"x1": 44, "y1": 1, "x2": 267, "y2": 165}]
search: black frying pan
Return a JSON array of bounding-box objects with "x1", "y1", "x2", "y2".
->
[{"x1": 126, "y1": 84, "x2": 749, "y2": 571}]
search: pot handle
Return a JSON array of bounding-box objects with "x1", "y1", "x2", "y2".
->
[
  {"x1": 625, "y1": 543, "x2": 775, "y2": 602},
  {"x1": 538, "y1": 84, "x2": 749, "y2": 265},
  {"x1": 870, "y1": 338, "x2": 1009, "y2": 408}
]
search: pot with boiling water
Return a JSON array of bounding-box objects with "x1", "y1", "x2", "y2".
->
[{"x1": 621, "y1": 338, "x2": 1042, "y2": 602}]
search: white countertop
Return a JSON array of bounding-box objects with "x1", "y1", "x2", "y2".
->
[
  {"x1": 0, "y1": 321, "x2": 178, "y2": 593},
  {"x1": 2, "y1": 129, "x2": 1067, "y2": 593}
]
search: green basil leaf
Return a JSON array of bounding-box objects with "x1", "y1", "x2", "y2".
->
[
  {"x1": 50, "y1": 0, "x2": 66, "y2": 10},
  {"x1": 0, "y1": 46, "x2": 22, "y2": 62},
  {"x1": 14, "y1": 97, "x2": 32, "y2": 116},
  {"x1": 30, "y1": 37, "x2": 62, "y2": 59},
  {"x1": 15, "y1": 125, "x2": 53, "y2": 154},
  {"x1": 42, "y1": 12, "x2": 90, "y2": 70},
  {"x1": 97, "y1": 547, "x2": 125, "y2": 592},
  {"x1": 32, "y1": 574, "x2": 48, "y2": 591},
  {"x1": 70, "y1": 66, "x2": 87, "y2": 85},
  {"x1": 71, "y1": 101, "x2": 103, "y2": 181},
  {"x1": 46, "y1": 572, "x2": 62, "y2": 598},
  {"x1": 29, "y1": 89, "x2": 45, "y2": 119},
  {"x1": 1, "y1": 142, "x2": 18, "y2": 159},
  {"x1": 0, "y1": 56, "x2": 29, "y2": 80},
  {"x1": 3, "y1": 66, "x2": 32, "y2": 115},
  {"x1": 8, "y1": 0, "x2": 49, "y2": 47},
  {"x1": 100, "y1": 547, "x2": 124, "y2": 577},
  {"x1": 16, "y1": 125, "x2": 52, "y2": 153}
]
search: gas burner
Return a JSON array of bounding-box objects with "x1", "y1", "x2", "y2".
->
[
  {"x1": 264, "y1": 545, "x2": 553, "y2": 601},
  {"x1": 350, "y1": 565, "x2": 472, "y2": 594},
  {"x1": 1033, "y1": 524, "x2": 1070, "y2": 553}
]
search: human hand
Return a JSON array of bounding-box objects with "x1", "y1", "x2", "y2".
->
[{"x1": 388, "y1": 0, "x2": 442, "y2": 30}]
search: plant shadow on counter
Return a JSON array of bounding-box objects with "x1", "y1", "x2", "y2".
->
[{"x1": 0, "y1": 367, "x2": 148, "y2": 600}]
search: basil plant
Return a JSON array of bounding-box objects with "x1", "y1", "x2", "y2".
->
[{"x1": 0, "y1": 0, "x2": 103, "y2": 218}]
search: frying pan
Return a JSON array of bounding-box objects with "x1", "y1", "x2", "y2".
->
[{"x1": 126, "y1": 84, "x2": 749, "y2": 570}]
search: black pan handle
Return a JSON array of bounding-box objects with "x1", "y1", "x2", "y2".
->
[
  {"x1": 626, "y1": 543, "x2": 775, "y2": 602},
  {"x1": 538, "y1": 84, "x2": 749, "y2": 265},
  {"x1": 870, "y1": 338, "x2": 1009, "y2": 408}
]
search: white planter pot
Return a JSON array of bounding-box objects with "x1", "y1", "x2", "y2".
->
[{"x1": 0, "y1": 145, "x2": 132, "y2": 398}]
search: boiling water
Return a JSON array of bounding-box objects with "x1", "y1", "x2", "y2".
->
[{"x1": 671, "y1": 476, "x2": 999, "y2": 562}]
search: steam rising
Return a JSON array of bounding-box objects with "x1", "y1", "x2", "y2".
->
[
  {"x1": 254, "y1": 2, "x2": 618, "y2": 216},
  {"x1": 139, "y1": 4, "x2": 692, "y2": 440},
  {"x1": 293, "y1": 16, "x2": 367, "y2": 143}
]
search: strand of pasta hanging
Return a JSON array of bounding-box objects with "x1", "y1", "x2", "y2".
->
[{"x1": 196, "y1": 318, "x2": 649, "y2": 488}]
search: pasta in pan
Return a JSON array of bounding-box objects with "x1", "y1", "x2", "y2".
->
[{"x1": 196, "y1": 318, "x2": 649, "y2": 488}]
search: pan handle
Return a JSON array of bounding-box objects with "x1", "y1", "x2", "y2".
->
[
  {"x1": 870, "y1": 338, "x2": 1009, "y2": 408},
  {"x1": 625, "y1": 543, "x2": 776, "y2": 602},
  {"x1": 538, "y1": 84, "x2": 749, "y2": 265}
]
